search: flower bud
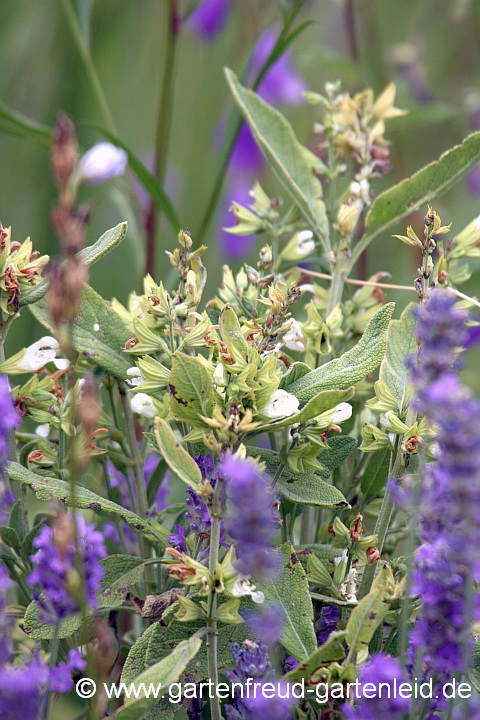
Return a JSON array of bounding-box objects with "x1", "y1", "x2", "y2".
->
[
  {"x1": 77, "y1": 142, "x2": 127, "y2": 185},
  {"x1": 52, "y1": 112, "x2": 77, "y2": 186}
]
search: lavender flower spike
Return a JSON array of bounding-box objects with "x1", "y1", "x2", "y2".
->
[
  {"x1": 77, "y1": 142, "x2": 128, "y2": 185},
  {"x1": 187, "y1": 0, "x2": 233, "y2": 41}
]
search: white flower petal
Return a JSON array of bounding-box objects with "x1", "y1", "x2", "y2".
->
[
  {"x1": 53, "y1": 358, "x2": 70, "y2": 370},
  {"x1": 36, "y1": 424, "x2": 50, "y2": 438},
  {"x1": 130, "y1": 392, "x2": 156, "y2": 418},
  {"x1": 332, "y1": 402, "x2": 352, "y2": 424},
  {"x1": 263, "y1": 389, "x2": 300, "y2": 419},
  {"x1": 283, "y1": 319, "x2": 305, "y2": 352},
  {"x1": 78, "y1": 142, "x2": 128, "y2": 185}
]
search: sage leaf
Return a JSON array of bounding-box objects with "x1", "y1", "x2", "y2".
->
[
  {"x1": 225, "y1": 68, "x2": 329, "y2": 250},
  {"x1": 345, "y1": 564, "x2": 393, "y2": 662},
  {"x1": 168, "y1": 352, "x2": 214, "y2": 428},
  {"x1": 154, "y1": 419, "x2": 201, "y2": 488},
  {"x1": 284, "y1": 630, "x2": 346, "y2": 682},
  {"x1": 288, "y1": 303, "x2": 395, "y2": 404},
  {"x1": 255, "y1": 387, "x2": 355, "y2": 431}
]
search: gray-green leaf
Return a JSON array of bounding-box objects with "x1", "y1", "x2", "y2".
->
[
  {"x1": 7, "y1": 462, "x2": 167, "y2": 545},
  {"x1": 20, "y1": 223, "x2": 127, "y2": 307},
  {"x1": 168, "y1": 352, "x2": 214, "y2": 428},
  {"x1": 288, "y1": 303, "x2": 395, "y2": 403},
  {"x1": 255, "y1": 388, "x2": 355, "y2": 431},
  {"x1": 225, "y1": 69, "x2": 329, "y2": 250},
  {"x1": 30, "y1": 283, "x2": 133, "y2": 379},
  {"x1": 154, "y1": 419, "x2": 201, "y2": 488}
]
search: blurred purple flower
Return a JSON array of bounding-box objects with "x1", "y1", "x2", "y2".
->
[
  {"x1": 0, "y1": 375, "x2": 20, "y2": 467},
  {"x1": 468, "y1": 163, "x2": 480, "y2": 196},
  {"x1": 343, "y1": 653, "x2": 409, "y2": 719},
  {"x1": 49, "y1": 648, "x2": 86, "y2": 693},
  {"x1": 0, "y1": 566, "x2": 13, "y2": 668},
  {"x1": 0, "y1": 652, "x2": 48, "y2": 720},
  {"x1": 246, "y1": 603, "x2": 284, "y2": 645},
  {"x1": 218, "y1": 178, "x2": 256, "y2": 260},
  {"x1": 251, "y1": 30, "x2": 307, "y2": 106},
  {"x1": 466, "y1": 324, "x2": 480, "y2": 349},
  {"x1": 315, "y1": 604, "x2": 341, "y2": 645},
  {"x1": 169, "y1": 525, "x2": 187, "y2": 553},
  {"x1": 187, "y1": 0, "x2": 233, "y2": 41},
  {"x1": 77, "y1": 142, "x2": 128, "y2": 185}
]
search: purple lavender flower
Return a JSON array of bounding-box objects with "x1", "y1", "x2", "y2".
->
[
  {"x1": 315, "y1": 604, "x2": 341, "y2": 645},
  {"x1": 246, "y1": 683, "x2": 296, "y2": 720},
  {"x1": 343, "y1": 653, "x2": 409, "y2": 719},
  {"x1": 0, "y1": 652, "x2": 48, "y2": 720},
  {"x1": 222, "y1": 456, "x2": 277, "y2": 578},
  {"x1": 187, "y1": 0, "x2": 233, "y2": 40},
  {"x1": 246, "y1": 603, "x2": 284, "y2": 645},
  {"x1": 405, "y1": 289, "x2": 480, "y2": 704},
  {"x1": 28, "y1": 515, "x2": 106, "y2": 622},
  {"x1": 225, "y1": 640, "x2": 272, "y2": 720},
  {"x1": 0, "y1": 566, "x2": 13, "y2": 668},
  {"x1": 0, "y1": 375, "x2": 19, "y2": 466},
  {"x1": 49, "y1": 648, "x2": 86, "y2": 693},
  {"x1": 169, "y1": 524, "x2": 187, "y2": 553},
  {"x1": 283, "y1": 656, "x2": 299, "y2": 673}
]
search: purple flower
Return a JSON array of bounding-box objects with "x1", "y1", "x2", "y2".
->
[
  {"x1": 225, "y1": 640, "x2": 272, "y2": 720},
  {"x1": 343, "y1": 653, "x2": 409, "y2": 719},
  {"x1": 77, "y1": 142, "x2": 128, "y2": 185},
  {"x1": 28, "y1": 515, "x2": 106, "y2": 622},
  {"x1": 283, "y1": 656, "x2": 299, "y2": 673},
  {"x1": 49, "y1": 648, "x2": 86, "y2": 693},
  {"x1": 169, "y1": 524, "x2": 187, "y2": 553},
  {"x1": 245, "y1": 682, "x2": 296, "y2": 720},
  {"x1": 187, "y1": 0, "x2": 233, "y2": 40},
  {"x1": 315, "y1": 604, "x2": 341, "y2": 645},
  {"x1": 0, "y1": 566, "x2": 13, "y2": 668},
  {"x1": 0, "y1": 652, "x2": 48, "y2": 720},
  {"x1": 222, "y1": 456, "x2": 278, "y2": 578},
  {"x1": 218, "y1": 178, "x2": 257, "y2": 259},
  {"x1": 246, "y1": 603, "x2": 284, "y2": 645},
  {"x1": 250, "y1": 30, "x2": 307, "y2": 106},
  {"x1": 0, "y1": 375, "x2": 20, "y2": 466}
]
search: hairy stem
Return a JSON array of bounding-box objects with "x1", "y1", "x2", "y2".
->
[
  {"x1": 59, "y1": 0, "x2": 116, "y2": 134},
  {"x1": 146, "y1": 0, "x2": 179, "y2": 275}
]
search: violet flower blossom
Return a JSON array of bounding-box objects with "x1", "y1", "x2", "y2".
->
[
  {"x1": 343, "y1": 653, "x2": 409, "y2": 720},
  {"x1": 77, "y1": 142, "x2": 128, "y2": 185},
  {"x1": 187, "y1": 0, "x2": 233, "y2": 41}
]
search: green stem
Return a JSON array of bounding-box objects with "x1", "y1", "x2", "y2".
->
[
  {"x1": 146, "y1": 0, "x2": 179, "y2": 275},
  {"x1": 119, "y1": 383, "x2": 148, "y2": 556},
  {"x1": 59, "y1": 0, "x2": 116, "y2": 134},
  {"x1": 206, "y1": 480, "x2": 223, "y2": 720}
]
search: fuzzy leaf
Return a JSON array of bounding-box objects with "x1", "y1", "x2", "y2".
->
[
  {"x1": 254, "y1": 543, "x2": 316, "y2": 660},
  {"x1": 256, "y1": 388, "x2": 355, "y2": 431},
  {"x1": 371, "y1": 302, "x2": 416, "y2": 413},
  {"x1": 168, "y1": 352, "x2": 214, "y2": 427},
  {"x1": 24, "y1": 555, "x2": 146, "y2": 639},
  {"x1": 350, "y1": 131, "x2": 480, "y2": 269},
  {"x1": 280, "y1": 362, "x2": 311, "y2": 391},
  {"x1": 116, "y1": 636, "x2": 203, "y2": 720},
  {"x1": 360, "y1": 448, "x2": 391, "y2": 501},
  {"x1": 20, "y1": 223, "x2": 127, "y2": 307},
  {"x1": 220, "y1": 306, "x2": 249, "y2": 365},
  {"x1": 153, "y1": 419, "x2": 201, "y2": 488},
  {"x1": 30, "y1": 283, "x2": 132, "y2": 379},
  {"x1": 288, "y1": 303, "x2": 395, "y2": 403},
  {"x1": 249, "y1": 448, "x2": 350, "y2": 508},
  {"x1": 225, "y1": 69, "x2": 329, "y2": 248},
  {"x1": 7, "y1": 462, "x2": 167, "y2": 545},
  {"x1": 345, "y1": 565, "x2": 393, "y2": 659}
]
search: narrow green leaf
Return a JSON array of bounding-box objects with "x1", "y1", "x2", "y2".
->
[
  {"x1": 9, "y1": 501, "x2": 25, "y2": 543},
  {"x1": 349, "y1": 131, "x2": 480, "y2": 270},
  {"x1": 0, "y1": 526, "x2": 20, "y2": 550},
  {"x1": 225, "y1": 68, "x2": 329, "y2": 249},
  {"x1": 30, "y1": 283, "x2": 132, "y2": 379},
  {"x1": 116, "y1": 637, "x2": 202, "y2": 720},
  {"x1": 254, "y1": 543, "x2": 316, "y2": 660},
  {"x1": 24, "y1": 555, "x2": 147, "y2": 639},
  {"x1": 346, "y1": 565, "x2": 393, "y2": 659},
  {"x1": 256, "y1": 387, "x2": 355, "y2": 431},
  {"x1": 0, "y1": 103, "x2": 52, "y2": 143},
  {"x1": 288, "y1": 303, "x2": 395, "y2": 403},
  {"x1": 360, "y1": 449, "x2": 390, "y2": 501},
  {"x1": 21, "y1": 520, "x2": 48, "y2": 559},
  {"x1": 20, "y1": 222, "x2": 128, "y2": 307},
  {"x1": 284, "y1": 631, "x2": 346, "y2": 682},
  {"x1": 7, "y1": 462, "x2": 166, "y2": 545},
  {"x1": 154, "y1": 419, "x2": 201, "y2": 488}
]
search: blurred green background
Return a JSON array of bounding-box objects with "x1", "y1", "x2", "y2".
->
[{"x1": 1, "y1": 0, "x2": 479, "y2": 371}]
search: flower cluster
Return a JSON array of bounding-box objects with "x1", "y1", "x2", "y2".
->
[
  {"x1": 343, "y1": 653, "x2": 409, "y2": 720},
  {"x1": 407, "y1": 290, "x2": 480, "y2": 692},
  {"x1": 28, "y1": 514, "x2": 106, "y2": 622},
  {"x1": 222, "y1": 456, "x2": 278, "y2": 578}
]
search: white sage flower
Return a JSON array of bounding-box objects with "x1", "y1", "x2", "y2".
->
[
  {"x1": 332, "y1": 403, "x2": 353, "y2": 424},
  {"x1": 77, "y1": 142, "x2": 128, "y2": 185},
  {"x1": 295, "y1": 229, "x2": 315, "y2": 256},
  {"x1": 35, "y1": 424, "x2": 50, "y2": 439},
  {"x1": 340, "y1": 567, "x2": 358, "y2": 604},
  {"x1": 230, "y1": 576, "x2": 264, "y2": 604},
  {"x1": 126, "y1": 367, "x2": 144, "y2": 388},
  {"x1": 19, "y1": 337, "x2": 69, "y2": 372},
  {"x1": 282, "y1": 319, "x2": 305, "y2": 352},
  {"x1": 262, "y1": 389, "x2": 300, "y2": 419},
  {"x1": 130, "y1": 392, "x2": 156, "y2": 418}
]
